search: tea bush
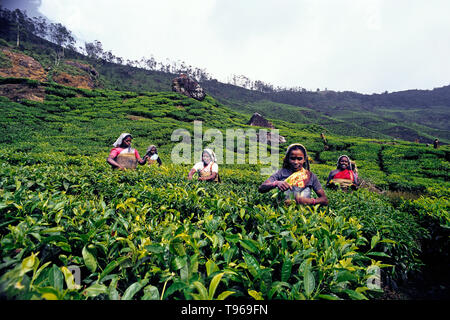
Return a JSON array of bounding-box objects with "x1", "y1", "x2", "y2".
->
[
  {"x1": 0, "y1": 79, "x2": 449, "y2": 300},
  {"x1": 0, "y1": 157, "x2": 394, "y2": 300}
]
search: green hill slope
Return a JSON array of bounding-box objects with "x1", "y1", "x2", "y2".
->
[
  {"x1": 1, "y1": 77, "x2": 448, "y2": 199},
  {"x1": 0, "y1": 16, "x2": 448, "y2": 145},
  {"x1": 1, "y1": 77, "x2": 449, "y2": 301},
  {"x1": 203, "y1": 83, "x2": 450, "y2": 144},
  {"x1": 0, "y1": 9, "x2": 449, "y2": 300}
]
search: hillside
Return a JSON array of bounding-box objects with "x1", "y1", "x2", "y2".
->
[
  {"x1": 203, "y1": 81, "x2": 450, "y2": 144},
  {"x1": 0, "y1": 6, "x2": 448, "y2": 145},
  {"x1": 1, "y1": 74, "x2": 449, "y2": 207},
  {"x1": 2, "y1": 37, "x2": 447, "y2": 144},
  {"x1": 0, "y1": 79, "x2": 449, "y2": 301},
  {"x1": 0, "y1": 9, "x2": 449, "y2": 301}
]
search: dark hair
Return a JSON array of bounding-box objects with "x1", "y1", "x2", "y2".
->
[{"x1": 283, "y1": 144, "x2": 309, "y2": 170}]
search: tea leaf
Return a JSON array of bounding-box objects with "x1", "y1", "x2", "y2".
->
[
  {"x1": 142, "y1": 285, "x2": 160, "y2": 300},
  {"x1": 122, "y1": 279, "x2": 149, "y2": 300},
  {"x1": 84, "y1": 283, "x2": 107, "y2": 298},
  {"x1": 217, "y1": 290, "x2": 235, "y2": 300},
  {"x1": 61, "y1": 266, "x2": 81, "y2": 290},
  {"x1": 82, "y1": 246, "x2": 97, "y2": 272},
  {"x1": 303, "y1": 263, "x2": 315, "y2": 298},
  {"x1": 239, "y1": 239, "x2": 259, "y2": 254},
  {"x1": 248, "y1": 290, "x2": 264, "y2": 300},
  {"x1": 208, "y1": 272, "x2": 224, "y2": 299},
  {"x1": 281, "y1": 257, "x2": 292, "y2": 282}
]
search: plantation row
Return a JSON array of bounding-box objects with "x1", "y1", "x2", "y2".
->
[
  {"x1": 0, "y1": 79, "x2": 449, "y2": 300},
  {"x1": 1, "y1": 79, "x2": 449, "y2": 197},
  {"x1": 0, "y1": 153, "x2": 433, "y2": 300}
]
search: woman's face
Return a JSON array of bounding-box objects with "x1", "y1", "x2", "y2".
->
[
  {"x1": 202, "y1": 152, "x2": 211, "y2": 164},
  {"x1": 288, "y1": 149, "x2": 305, "y2": 172},
  {"x1": 122, "y1": 136, "x2": 132, "y2": 148},
  {"x1": 151, "y1": 147, "x2": 156, "y2": 153},
  {"x1": 339, "y1": 157, "x2": 349, "y2": 170}
]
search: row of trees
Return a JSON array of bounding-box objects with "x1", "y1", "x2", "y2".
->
[
  {"x1": 0, "y1": 6, "x2": 310, "y2": 93},
  {"x1": 82, "y1": 39, "x2": 214, "y2": 82},
  {"x1": 227, "y1": 74, "x2": 310, "y2": 93},
  {"x1": 0, "y1": 6, "x2": 217, "y2": 83},
  {"x1": 0, "y1": 6, "x2": 75, "y2": 66}
]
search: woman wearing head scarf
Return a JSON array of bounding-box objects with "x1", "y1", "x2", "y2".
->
[
  {"x1": 188, "y1": 148, "x2": 220, "y2": 182},
  {"x1": 259, "y1": 143, "x2": 328, "y2": 206},
  {"x1": 326, "y1": 155, "x2": 359, "y2": 189},
  {"x1": 145, "y1": 145, "x2": 162, "y2": 166},
  {"x1": 107, "y1": 133, "x2": 148, "y2": 170}
]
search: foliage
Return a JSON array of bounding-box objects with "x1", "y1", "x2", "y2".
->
[
  {"x1": 1, "y1": 156, "x2": 399, "y2": 300},
  {"x1": 1, "y1": 6, "x2": 449, "y2": 144},
  {"x1": 0, "y1": 49, "x2": 12, "y2": 68},
  {"x1": 398, "y1": 196, "x2": 450, "y2": 229},
  {"x1": 0, "y1": 65, "x2": 449, "y2": 301}
]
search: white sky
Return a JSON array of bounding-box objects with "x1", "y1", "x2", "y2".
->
[{"x1": 33, "y1": 0, "x2": 450, "y2": 94}]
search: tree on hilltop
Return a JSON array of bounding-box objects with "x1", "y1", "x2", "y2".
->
[
  {"x1": 0, "y1": 7, "x2": 34, "y2": 47},
  {"x1": 49, "y1": 22, "x2": 75, "y2": 66},
  {"x1": 84, "y1": 40, "x2": 104, "y2": 60},
  {"x1": 32, "y1": 16, "x2": 48, "y2": 39}
]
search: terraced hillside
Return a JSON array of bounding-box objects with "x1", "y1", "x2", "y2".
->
[{"x1": 0, "y1": 78, "x2": 449, "y2": 300}]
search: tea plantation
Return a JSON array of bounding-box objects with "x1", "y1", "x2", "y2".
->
[{"x1": 0, "y1": 78, "x2": 449, "y2": 300}]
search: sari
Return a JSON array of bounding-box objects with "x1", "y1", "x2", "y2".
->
[{"x1": 284, "y1": 167, "x2": 312, "y2": 199}]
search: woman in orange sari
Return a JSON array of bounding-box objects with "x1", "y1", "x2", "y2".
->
[
  {"x1": 187, "y1": 148, "x2": 220, "y2": 182},
  {"x1": 259, "y1": 144, "x2": 328, "y2": 206}
]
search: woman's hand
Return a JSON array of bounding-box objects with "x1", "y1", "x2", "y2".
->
[
  {"x1": 198, "y1": 172, "x2": 217, "y2": 181},
  {"x1": 294, "y1": 195, "x2": 314, "y2": 205},
  {"x1": 295, "y1": 189, "x2": 328, "y2": 206},
  {"x1": 187, "y1": 169, "x2": 196, "y2": 180},
  {"x1": 273, "y1": 181, "x2": 292, "y2": 192}
]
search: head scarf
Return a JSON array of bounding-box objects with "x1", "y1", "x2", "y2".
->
[
  {"x1": 283, "y1": 143, "x2": 310, "y2": 171},
  {"x1": 146, "y1": 145, "x2": 158, "y2": 154},
  {"x1": 113, "y1": 133, "x2": 132, "y2": 147},
  {"x1": 202, "y1": 148, "x2": 216, "y2": 163}
]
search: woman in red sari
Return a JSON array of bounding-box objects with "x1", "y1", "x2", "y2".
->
[{"x1": 326, "y1": 155, "x2": 359, "y2": 189}]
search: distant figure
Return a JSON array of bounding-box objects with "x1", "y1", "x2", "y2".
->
[
  {"x1": 107, "y1": 133, "x2": 148, "y2": 170},
  {"x1": 188, "y1": 149, "x2": 220, "y2": 182},
  {"x1": 320, "y1": 132, "x2": 329, "y2": 150},
  {"x1": 258, "y1": 143, "x2": 328, "y2": 206},
  {"x1": 434, "y1": 138, "x2": 439, "y2": 149},
  {"x1": 326, "y1": 155, "x2": 359, "y2": 190},
  {"x1": 145, "y1": 145, "x2": 162, "y2": 166}
]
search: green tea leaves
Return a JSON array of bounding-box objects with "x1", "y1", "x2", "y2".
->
[{"x1": 82, "y1": 246, "x2": 97, "y2": 273}]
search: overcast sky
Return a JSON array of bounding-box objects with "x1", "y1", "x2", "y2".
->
[{"x1": 4, "y1": 0, "x2": 450, "y2": 94}]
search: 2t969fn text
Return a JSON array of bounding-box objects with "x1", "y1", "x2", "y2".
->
[{"x1": 225, "y1": 304, "x2": 268, "y2": 315}]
